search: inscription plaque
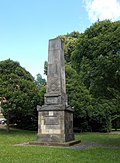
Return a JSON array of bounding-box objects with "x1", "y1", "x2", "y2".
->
[{"x1": 44, "y1": 116, "x2": 59, "y2": 125}]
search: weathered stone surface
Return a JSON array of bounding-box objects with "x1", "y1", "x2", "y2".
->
[
  {"x1": 44, "y1": 116, "x2": 59, "y2": 125},
  {"x1": 37, "y1": 38, "x2": 75, "y2": 143}
]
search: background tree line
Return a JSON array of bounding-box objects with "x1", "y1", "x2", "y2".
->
[
  {"x1": 0, "y1": 59, "x2": 45, "y2": 131},
  {"x1": 0, "y1": 20, "x2": 120, "y2": 132},
  {"x1": 60, "y1": 20, "x2": 120, "y2": 132}
]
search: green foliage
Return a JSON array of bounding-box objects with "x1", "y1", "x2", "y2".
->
[
  {"x1": 65, "y1": 64, "x2": 93, "y2": 131},
  {"x1": 35, "y1": 73, "x2": 46, "y2": 89},
  {"x1": 59, "y1": 31, "x2": 80, "y2": 63},
  {"x1": 44, "y1": 61, "x2": 48, "y2": 75},
  {"x1": 0, "y1": 59, "x2": 42, "y2": 130},
  {"x1": 64, "y1": 20, "x2": 120, "y2": 132},
  {"x1": 90, "y1": 99, "x2": 112, "y2": 132},
  {"x1": 72, "y1": 20, "x2": 120, "y2": 70}
]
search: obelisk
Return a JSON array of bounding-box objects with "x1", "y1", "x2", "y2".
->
[{"x1": 37, "y1": 38, "x2": 75, "y2": 143}]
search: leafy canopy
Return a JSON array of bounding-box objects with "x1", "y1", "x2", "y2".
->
[{"x1": 0, "y1": 59, "x2": 41, "y2": 130}]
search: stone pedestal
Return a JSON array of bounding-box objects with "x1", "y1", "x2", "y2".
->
[
  {"x1": 37, "y1": 38, "x2": 75, "y2": 144},
  {"x1": 37, "y1": 105, "x2": 74, "y2": 142}
]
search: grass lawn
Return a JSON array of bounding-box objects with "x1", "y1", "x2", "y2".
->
[{"x1": 0, "y1": 127, "x2": 120, "y2": 163}]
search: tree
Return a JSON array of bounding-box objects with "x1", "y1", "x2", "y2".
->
[
  {"x1": 35, "y1": 73, "x2": 46, "y2": 106},
  {"x1": 65, "y1": 64, "x2": 93, "y2": 131},
  {"x1": 44, "y1": 61, "x2": 48, "y2": 75},
  {"x1": 59, "y1": 31, "x2": 80, "y2": 63},
  {"x1": 35, "y1": 73, "x2": 46, "y2": 89},
  {"x1": 0, "y1": 59, "x2": 42, "y2": 130},
  {"x1": 71, "y1": 20, "x2": 120, "y2": 131}
]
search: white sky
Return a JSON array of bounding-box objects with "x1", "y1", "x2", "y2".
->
[{"x1": 83, "y1": 0, "x2": 120, "y2": 22}]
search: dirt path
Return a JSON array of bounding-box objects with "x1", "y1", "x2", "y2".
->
[
  {"x1": 109, "y1": 131, "x2": 120, "y2": 134},
  {"x1": 68, "y1": 141, "x2": 120, "y2": 150}
]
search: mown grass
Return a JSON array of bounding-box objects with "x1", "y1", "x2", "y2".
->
[
  {"x1": 75, "y1": 132, "x2": 120, "y2": 146},
  {"x1": 0, "y1": 127, "x2": 120, "y2": 163}
]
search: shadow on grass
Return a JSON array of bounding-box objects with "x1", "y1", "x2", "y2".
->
[
  {"x1": 0, "y1": 125, "x2": 36, "y2": 136},
  {"x1": 75, "y1": 132, "x2": 120, "y2": 147}
]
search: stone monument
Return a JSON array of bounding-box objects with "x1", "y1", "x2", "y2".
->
[{"x1": 36, "y1": 38, "x2": 79, "y2": 145}]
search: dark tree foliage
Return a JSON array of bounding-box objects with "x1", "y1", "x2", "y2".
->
[
  {"x1": 65, "y1": 64, "x2": 93, "y2": 131},
  {"x1": 70, "y1": 20, "x2": 120, "y2": 131},
  {"x1": 0, "y1": 59, "x2": 42, "y2": 130}
]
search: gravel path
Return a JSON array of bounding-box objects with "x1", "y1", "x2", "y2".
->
[
  {"x1": 67, "y1": 142, "x2": 120, "y2": 150},
  {"x1": 14, "y1": 141, "x2": 120, "y2": 150}
]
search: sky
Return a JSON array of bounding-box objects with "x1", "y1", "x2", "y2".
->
[{"x1": 0, "y1": 0, "x2": 120, "y2": 79}]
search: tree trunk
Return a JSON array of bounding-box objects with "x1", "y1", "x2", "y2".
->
[{"x1": 6, "y1": 110, "x2": 10, "y2": 133}]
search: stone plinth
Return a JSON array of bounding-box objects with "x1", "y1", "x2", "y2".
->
[{"x1": 37, "y1": 105, "x2": 74, "y2": 142}]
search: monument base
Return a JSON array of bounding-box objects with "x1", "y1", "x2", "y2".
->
[
  {"x1": 37, "y1": 104, "x2": 75, "y2": 143},
  {"x1": 29, "y1": 140, "x2": 81, "y2": 147}
]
